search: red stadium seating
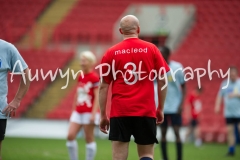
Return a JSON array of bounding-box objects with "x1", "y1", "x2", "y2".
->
[
  {"x1": 7, "y1": 49, "x2": 74, "y2": 117},
  {"x1": 50, "y1": 0, "x2": 240, "y2": 143},
  {"x1": 0, "y1": 0, "x2": 51, "y2": 43},
  {"x1": 47, "y1": 87, "x2": 76, "y2": 119},
  {"x1": 171, "y1": 0, "x2": 240, "y2": 142},
  {"x1": 53, "y1": 0, "x2": 129, "y2": 43}
]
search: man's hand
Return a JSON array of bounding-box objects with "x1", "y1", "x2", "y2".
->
[
  {"x1": 2, "y1": 99, "x2": 20, "y2": 117},
  {"x1": 99, "y1": 115, "x2": 109, "y2": 134},
  {"x1": 228, "y1": 93, "x2": 240, "y2": 98},
  {"x1": 156, "y1": 110, "x2": 164, "y2": 124},
  {"x1": 177, "y1": 104, "x2": 183, "y2": 114}
]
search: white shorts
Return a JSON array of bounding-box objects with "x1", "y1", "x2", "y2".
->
[{"x1": 70, "y1": 111, "x2": 100, "y2": 125}]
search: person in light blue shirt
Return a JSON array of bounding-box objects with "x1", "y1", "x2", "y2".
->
[
  {"x1": 215, "y1": 66, "x2": 240, "y2": 156},
  {"x1": 0, "y1": 39, "x2": 30, "y2": 159},
  {"x1": 156, "y1": 46, "x2": 186, "y2": 160}
]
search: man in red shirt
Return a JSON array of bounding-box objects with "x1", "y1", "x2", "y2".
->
[
  {"x1": 97, "y1": 15, "x2": 169, "y2": 160},
  {"x1": 185, "y1": 87, "x2": 202, "y2": 147}
]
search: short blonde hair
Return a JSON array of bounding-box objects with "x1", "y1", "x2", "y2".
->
[{"x1": 79, "y1": 51, "x2": 97, "y2": 65}]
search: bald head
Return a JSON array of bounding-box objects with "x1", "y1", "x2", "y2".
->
[{"x1": 119, "y1": 15, "x2": 140, "y2": 35}]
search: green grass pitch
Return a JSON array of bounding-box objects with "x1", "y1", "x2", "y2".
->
[{"x1": 2, "y1": 138, "x2": 240, "y2": 160}]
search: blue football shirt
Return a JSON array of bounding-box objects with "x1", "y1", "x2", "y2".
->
[{"x1": 0, "y1": 39, "x2": 28, "y2": 118}]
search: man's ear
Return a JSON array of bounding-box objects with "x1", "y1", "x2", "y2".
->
[
  {"x1": 119, "y1": 28, "x2": 123, "y2": 34},
  {"x1": 137, "y1": 26, "x2": 140, "y2": 34}
]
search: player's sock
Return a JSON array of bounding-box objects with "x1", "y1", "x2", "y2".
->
[
  {"x1": 160, "y1": 141, "x2": 168, "y2": 160},
  {"x1": 194, "y1": 138, "x2": 202, "y2": 147},
  {"x1": 86, "y1": 141, "x2": 96, "y2": 160},
  {"x1": 66, "y1": 140, "x2": 78, "y2": 160},
  {"x1": 228, "y1": 146, "x2": 235, "y2": 154},
  {"x1": 176, "y1": 142, "x2": 182, "y2": 160},
  {"x1": 140, "y1": 157, "x2": 152, "y2": 160}
]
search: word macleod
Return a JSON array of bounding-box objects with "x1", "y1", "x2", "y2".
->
[{"x1": 114, "y1": 47, "x2": 148, "y2": 55}]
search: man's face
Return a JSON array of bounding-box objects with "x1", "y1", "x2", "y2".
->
[
  {"x1": 230, "y1": 69, "x2": 238, "y2": 82},
  {"x1": 80, "y1": 56, "x2": 91, "y2": 71}
]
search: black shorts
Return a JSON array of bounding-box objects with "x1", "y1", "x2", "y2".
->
[
  {"x1": 226, "y1": 118, "x2": 240, "y2": 125},
  {"x1": 109, "y1": 117, "x2": 158, "y2": 145},
  {"x1": 161, "y1": 114, "x2": 182, "y2": 127},
  {"x1": 0, "y1": 119, "x2": 7, "y2": 141},
  {"x1": 190, "y1": 119, "x2": 198, "y2": 127}
]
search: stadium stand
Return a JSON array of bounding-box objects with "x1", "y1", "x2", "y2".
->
[
  {"x1": 20, "y1": 0, "x2": 77, "y2": 48},
  {"x1": 25, "y1": 58, "x2": 79, "y2": 118},
  {"x1": 171, "y1": 0, "x2": 240, "y2": 142},
  {"x1": 0, "y1": 0, "x2": 51, "y2": 43},
  {"x1": 7, "y1": 49, "x2": 74, "y2": 117},
  {"x1": 1, "y1": 0, "x2": 239, "y2": 143},
  {"x1": 49, "y1": 0, "x2": 240, "y2": 143},
  {"x1": 47, "y1": 85, "x2": 76, "y2": 119},
  {"x1": 53, "y1": 0, "x2": 129, "y2": 43}
]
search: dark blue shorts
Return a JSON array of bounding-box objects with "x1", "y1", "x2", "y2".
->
[
  {"x1": 161, "y1": 114, "x2": 182, "y2": 127},
  {"x1": 226, "y1": 118, "x2": 240, "y2": 125}
]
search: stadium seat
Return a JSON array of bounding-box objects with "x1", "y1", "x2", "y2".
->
[
  {"x1": 0, "y1": 0, "x2": 51, "y2": 43},
  {"x1": 7, "y1": 49, "x2": 74, "y2": 117},
  {"x1": 47, "y1": 1, "x2": 240, "y2": 143}
]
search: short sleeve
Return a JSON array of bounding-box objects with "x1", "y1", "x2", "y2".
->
[
  {"x1": 177, "y1": 64, "x2": 185, "y2": 84},
  {"x1": 92, "y1": 73, "x2": 100, "y2": 88},
  {"x1": 9, "y1": 44, "x2": 28, "y2": 72},
  {"x1": 218, "y1": 81, "x2": 225, "y2": 97},
  {"x1": 154, "y1": 47, "x2": 170, "y2": 75},
  {"x1": 77, "y1": 75, "x2": 83, "y2": 82},
  {"x1": 100, "y1": 50, "x2": 113, "y2": 84}
]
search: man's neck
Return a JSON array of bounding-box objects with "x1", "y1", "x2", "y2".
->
[
  {"x1": 83, "y1": 68, "x2": 92, "y2": 74},
  {"x1": 123, "y1": 34, "x2": 138, "y2": 40}
]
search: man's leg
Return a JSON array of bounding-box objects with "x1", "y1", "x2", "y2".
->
[
  {"x1": 160, "y1": 115, "x2": 168, "y2": 160},
  {"x1": 226, "y1": 124, "x2": 235, "y2": 156},
  {"x1": 137, "y1": 144, "x2": 154, "y2": 160},
  {"x1": 173, "y1": 125, "x2": 182, "y2": 160},
  {"x1": 83, "y1": 124, "x2": 96, "y2": 160},
  {"x1": 0, "y1": 141, "x2": 2, "y2": 160},
  {"x1": 184, "y1": 125, "x2": 193, "y2": 142},
  {"x1": 238, "y1": 121, "x2": 240, "y2": 139},
  {"x1": 66, "y1": 122, "x2": 82, "y2": 160},
  {"x1": 109, "y1": 117, "x2": 132, "y2": 160},
  {"x1": 172, "y1": 114, "x2": 182, "y2": 160},
  {"x1": 133, "y1": 117, "x2": 158, "y2": 160},
  {"x1": 0, "y1": 119, "x2": 7, "y2": 160},
  {"x1": 194, "y1": 125, "x2": 202, "y2": 147},
  {"x1": 112, "y1": 141, "x2": 129, "y2": 160}
]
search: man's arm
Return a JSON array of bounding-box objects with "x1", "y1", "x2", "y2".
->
[
  {"x1": 185, "y1": 97, "x2": 191, "y2": 119},
  {"x1": 99, "y1": 79, "x2": 110, "y2": 134},
  {"x1": 228, "y1": 93, "x2": 240, "y2": 98},
  {"x1": 3, "y1": 68, "x2": 30, "y2": 116},
  {"x1": 72, "y1": 92, "x2": 77, "y2": 111},
  {"x1": 156, "y1": 76, "x2": 167, "y2": 124},
  {"x1": 90, "y1": 87, "x2": 99, "y2": 123},
  {"x1": 215, "y1": 95, "x2": 222, "y2": 114},
  {"x1": 178, "y1": 83, "x2": 186, "y2": 114}
]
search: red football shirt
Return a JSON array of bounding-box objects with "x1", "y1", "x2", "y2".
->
[
  {"x1": 100, "y1": 38, "x2": 169, "y2": 118},
  {"x1": 75, "y1": 71, "x2": 99, "y2": 113},
  {"x1": 188, "y1": 92, "x2": 202, "y2": 119}
]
